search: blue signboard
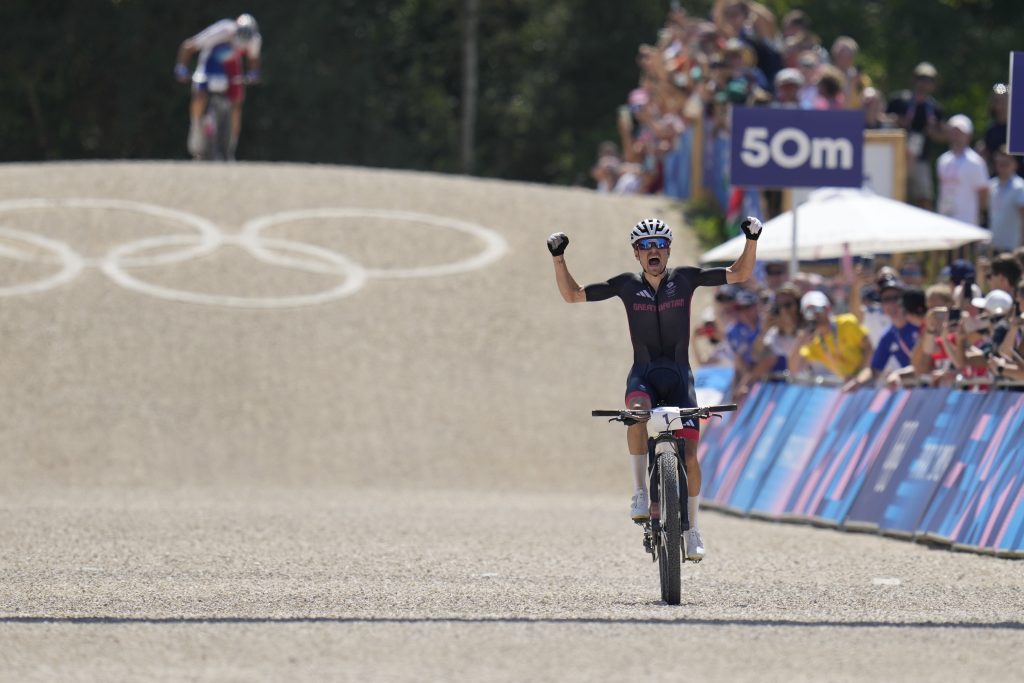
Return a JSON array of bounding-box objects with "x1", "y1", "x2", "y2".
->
[
  {"x1": 1007, "y1": 52, "x2": 1024, "y2": 155},
  {"x1": 730, "y1": 108, "x2": 864, "y2": 188}
]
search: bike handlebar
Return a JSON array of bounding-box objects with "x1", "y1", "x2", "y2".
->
[
  {"x1": 176, "y1": 72, "x2": 256, "y2": 86},
  {"x1": 592, "y1": 404, "x2": 738, "y2": 419}
]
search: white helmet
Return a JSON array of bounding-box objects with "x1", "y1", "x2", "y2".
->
[
  {"x1": 235, "y1": 13, "x2": 259, "y2": 43},
  {"x1": 629, "y1": 218, "x2": 673, "y2": 245}
]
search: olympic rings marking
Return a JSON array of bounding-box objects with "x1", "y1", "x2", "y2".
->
[
  {"x1": 0, "y1": 226, "x2": 84, "y2": 297},
  {"x1": 239, "y1": 208, "x2": 508, "y2": 279},
  {"x1": 0, "y1": 198, "x2": 222, "y2": 268},
  {"x1": 0, "y1": 198, "x2": 508, "y2": 308},
  {"x1": 101, "y1": 233, "x2": 369, "y2": 309}
]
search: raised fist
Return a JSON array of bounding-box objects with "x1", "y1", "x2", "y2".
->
[
  {"x1": 741, "y1": 216, "x2": 763, "y2": 241},
  {"x1": 547, "y1": 232, "x2": 569, "y2": 257}
]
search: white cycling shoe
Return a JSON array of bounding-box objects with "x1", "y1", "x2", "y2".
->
[
  {"x1": 684, "y1": 528, "x2": 705, "y2": 561},
  {"x1": 630, "y1": 489, "x2": 650, "y2": 521}
]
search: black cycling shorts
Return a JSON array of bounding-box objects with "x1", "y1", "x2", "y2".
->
[{"x1": 624, "y1": 359, "x2": 699, "y2": 440}]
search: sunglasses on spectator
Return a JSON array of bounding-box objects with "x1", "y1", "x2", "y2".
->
[
  {"x1": 765, "y1": 268, "x2": 786, "y2": 276},
  {"x1": 635, "y1": 237, "x2": 670, "y2": 250},
  {"x1": 777, "y1": 301, "x2": 797, "y2": 309}
]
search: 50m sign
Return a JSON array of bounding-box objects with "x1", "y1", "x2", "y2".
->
[{"x1": 730, "y1": 108, "x2": 864, "y2": 189}]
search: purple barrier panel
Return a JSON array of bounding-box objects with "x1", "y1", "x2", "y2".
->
[
  {"x1": 698, "y1": 381, "x2": 766, "y2": 503},
  {"x1": 949, "y1": 392, "x2": 1024, "y2": 553},
  {"x1": 916, "y1": 392, "x2": 1024, "y2": 549},
  {"x1": 844, "y1": 388, "x2": 964, "y2": 534},
  {"x1": 807, "y1": 389, "x2": 917, "y2": 529},
  {"x1": 694, "y1": 367, "x2": 737, "y2": 484},
  {"x1": 787, "y1": 388, "x2": 898, "y2": 526},
  {"x1": 700, "y1": 381, "x2": 784, "y2": 508},
  {"x1": 723, "y1": 383, "x2": 817, "y2": 514},
  {"x1": 982, "y1": 433, "x2": 1024, "y2": 555},
  {"x1": 748, "y1": 385, "x2": 843, "y2": 519},
  {"x1": 879, "y1": 388, "x2": 988, "y2": 536},
  {"x1": 971, "y1": 411, "x2": 1024, "y2": 556}
]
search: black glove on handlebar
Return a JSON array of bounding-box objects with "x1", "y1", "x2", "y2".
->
[{"x1": 547, "y1": 232, "x2": 569, "y2": 257}]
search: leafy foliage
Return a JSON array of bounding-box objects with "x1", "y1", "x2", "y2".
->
[{"x1": 1, "y1": 0, "x2": 1021, "y2": 184}]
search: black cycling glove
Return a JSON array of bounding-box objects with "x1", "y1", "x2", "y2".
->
[
  {"x1": 547, "y1": 232, "x2": 569, "y2": 256},
  {"x1": 740, "y1": 216, "x2": 763, "y2": 241}
]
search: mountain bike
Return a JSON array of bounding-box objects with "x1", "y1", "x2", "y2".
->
[
  {"x1": 180, "y1": 73, "x2": 249, "y2": 161},
  {"x1": 592, "y1": 403, "x2": 737, "y2": 605}
]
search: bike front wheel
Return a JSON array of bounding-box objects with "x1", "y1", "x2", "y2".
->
[{"x1": 657, "y1": 449, "x2": 681, "y2": 605}]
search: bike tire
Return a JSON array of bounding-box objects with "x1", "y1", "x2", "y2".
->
[
  {"x1": 203, "y1": 95, "x2": 233, "y2": 161},
  {"x1": 657, "y1": 450, "x2": 682, "y2": 605}
]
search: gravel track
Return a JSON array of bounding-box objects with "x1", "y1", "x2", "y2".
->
[{"x1": 0, "y1": 163, "x2": 1021, "y2": 681}]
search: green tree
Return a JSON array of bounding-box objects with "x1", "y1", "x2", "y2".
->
[{"x1": 2, "y1": 1, "x2": 1023, "y2": 185}]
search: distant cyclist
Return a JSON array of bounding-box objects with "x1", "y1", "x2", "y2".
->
[
  {"x1": 174, "y1": 13, "x2": 262, "y2": 160},
  {"x1": 548, "y1": 217, "x2": 761, "y2": 560}
]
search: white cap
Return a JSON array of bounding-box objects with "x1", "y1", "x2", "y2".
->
[
  {"x1": 948, "y1": 114, "x2": 973, "y2": 135},
  {"x1": 953, "y1": 283, "x2": 983, "y2": 302},
  {"x1": 972, "y1": 289, "x2": 1013, "y2": 316},
  {"x1": 800, "y1": 290, "x2": 830, "y2": 314},
  {"x1": 774, "y1": 67, "x2": 805, "y2": 87}
]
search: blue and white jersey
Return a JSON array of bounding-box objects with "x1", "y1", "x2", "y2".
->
[
  {"x1": 870, "y1": 322, "x2": 920, "y2": 372},
  {"x1": 726, "y1": 320, "x2": 759, "y2": 367},
  {"x1": 191, "y1": 18, "x2": 262, "y2": 82}
]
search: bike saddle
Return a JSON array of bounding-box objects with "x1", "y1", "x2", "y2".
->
[{"x1": 645, "y1": 365, "x2": 682, "y2": 399}]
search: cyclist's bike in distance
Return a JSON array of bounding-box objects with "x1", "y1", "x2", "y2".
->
[
  {"x1": 180, "y1": 72, "x2": 250, "y2": 161},
  {"x1": 592, "y1": 403, "x2": 737, "y2": 605}
]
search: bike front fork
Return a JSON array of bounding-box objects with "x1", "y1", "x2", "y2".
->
[{"x1": 645, "y1": 434, "x2": 690, "y2": 528}]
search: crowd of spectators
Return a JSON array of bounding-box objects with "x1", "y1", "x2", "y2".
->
[
  {"x1": 591, "y1": 0, "x2": 1024, "y2": 392},
  {"x1": 692, "y1": 249, "x2": 1024, "y2": 393},
  {"x1": 592, "y1": 0, "x2": 1024, "y2": 254}
]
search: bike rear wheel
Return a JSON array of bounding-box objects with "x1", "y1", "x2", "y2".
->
[
  {"x1": 657, "y1": 449, "x2": 681, "y2": 605},
  {"x1": 203, "y1": 95, "x2": 233, "y2": 161}
]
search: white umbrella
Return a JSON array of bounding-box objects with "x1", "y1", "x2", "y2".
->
[{"x1": 699, "y1": 188, "x2": 992, "y2": 263}]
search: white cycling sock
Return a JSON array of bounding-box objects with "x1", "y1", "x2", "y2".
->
[
  {"x1": 688, "y1": 494, "x2": 701, "y2": 530},
  {"x1": 630, "y1": 453, "x2": 647, "y2": 492}
]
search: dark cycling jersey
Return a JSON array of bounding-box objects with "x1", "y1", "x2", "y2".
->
[{"x1": 584, "y1": 266, "x2": 728, "y2": 365}]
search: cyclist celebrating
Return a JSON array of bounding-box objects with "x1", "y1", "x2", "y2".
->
[
  {"x1": 174, "y1": 13, "x2": 262, "y2": 160},
  {"x1": 548, "y1": 216, "x2": 761, "y2": 560}
]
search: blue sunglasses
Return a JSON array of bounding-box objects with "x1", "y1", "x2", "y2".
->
[{"x1": 635, "y1": 237, "x2": 670, "y2": 250}]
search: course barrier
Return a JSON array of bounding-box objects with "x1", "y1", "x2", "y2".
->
[{"x1": 694, "y1": 371, "x2": 1024, "y2": 557}]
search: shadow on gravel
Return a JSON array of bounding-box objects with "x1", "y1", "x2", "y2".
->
[{"x1": 4, "y1": 616, "x2": 1024, "y2": 630}]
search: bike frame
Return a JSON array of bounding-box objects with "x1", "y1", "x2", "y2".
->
[
  {"x1": 181, "y1": 72, "x2": 249, "y2": 161},
  {"x1": 200, "y1": 91, "x2": 233, "y2": 161}
]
